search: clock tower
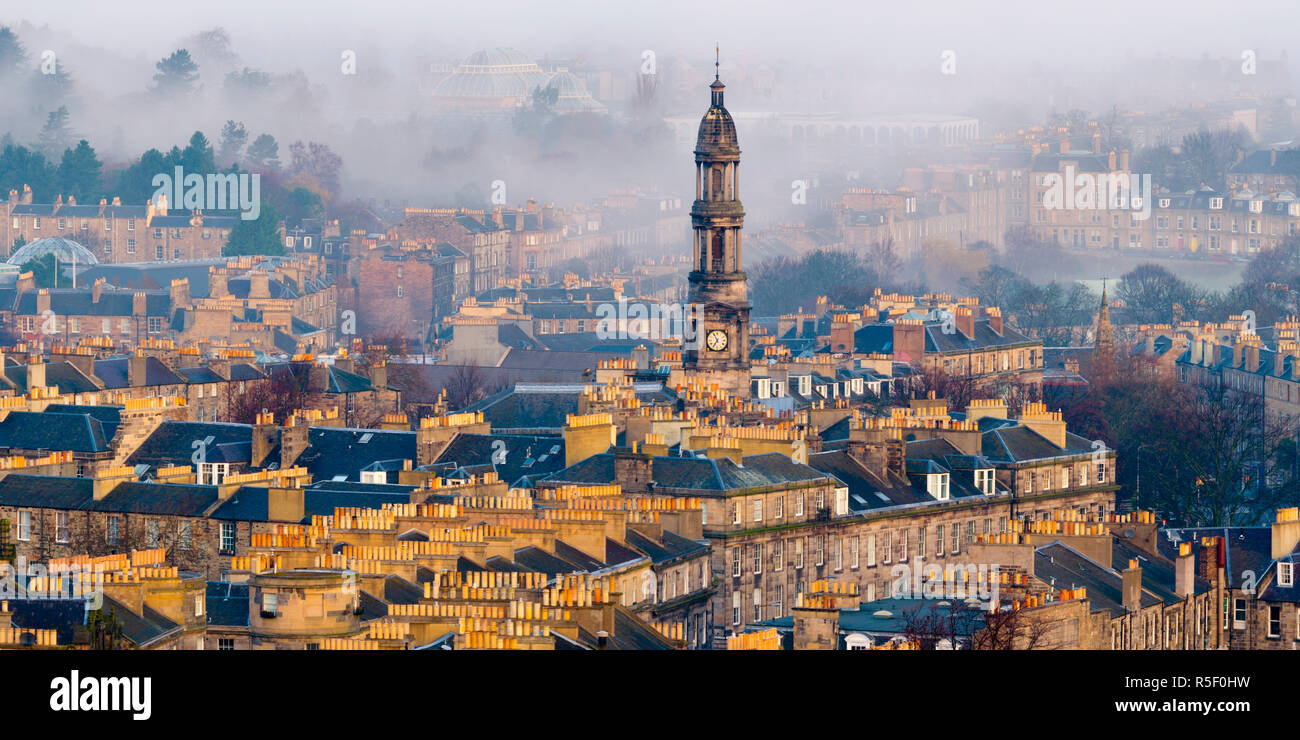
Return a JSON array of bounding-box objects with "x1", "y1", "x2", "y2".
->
[{"x1": 681, "y1": 54, "x2": 751, "y2": 397}]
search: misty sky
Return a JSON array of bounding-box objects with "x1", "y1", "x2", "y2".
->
[
  {"x1": 8, "y1": 0, "x2": 1300, "y2": 230},
  {"x1": 17, "y1": 0, "x2": 1300, "y2": 80}
]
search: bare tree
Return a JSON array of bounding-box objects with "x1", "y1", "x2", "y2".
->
[
  {"x1": 222, "y1": 369, "x2": 309, "y2": 424},
  {"x1": 444, "y1": 364, "x2": 488, "y2": 410},
  {"x1": 972, "y1": 606, "x2": 1054, "y2": 650},
  {"x1": 900, "y1": 601, "x2": 982, "y2": 649},
  {"x1": 908, "y1": 366, "x2": 979, "y2": 412},
  {"x1": 864, "y1": 236, "x2": 902, "y2": 288}
]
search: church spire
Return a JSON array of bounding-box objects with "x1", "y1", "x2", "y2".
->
[
  {"x1": 1093, "y1": 278, "x2": 1115, "y2": 376},
  {"x1": 710, "y1": 46, "x2": 725, "y2": 107}
]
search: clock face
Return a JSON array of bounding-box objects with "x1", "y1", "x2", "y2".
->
[{"x1": 706, "y1": 330, "x2": 729, "y2": 351}]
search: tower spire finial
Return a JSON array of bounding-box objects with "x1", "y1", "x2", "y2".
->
[{"x1": 715, "y1": 44, "x2": 720, "y2": 81}]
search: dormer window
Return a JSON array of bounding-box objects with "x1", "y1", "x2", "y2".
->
[
  {"x1": 1211, "y1": 197, "x2": 1224, "y2": 210},
  {"x1": 1280, "y1": 562, "x2": 1295, "y2": 588},
  {"x1": 975, "y1": 468, "x2": 995, "y2": 495},
  {"x1": 928, "y1": 473, "x2": 950, "y2": 501}
]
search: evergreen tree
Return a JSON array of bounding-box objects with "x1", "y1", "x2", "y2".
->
[
  {"x1": 20, "y1": 253, "x2": 59, "y2": 289},
  {"x1": 150, "y1": 49, "x2": 199, "y2": 97},
  {"x1": 56, "y1": 140, "x2": 102, "y2": 202},
  {"x1": 244, "y1": 133, "x2": 279, "y2": 170},
  {"x1": 0, "y1": 144, "x2": 57, "y2": 201},
  {"x1": 0, "y1": 26, "x2": 27, "y2": 79},
  {"x1": 217, "y1": 120, "x2": 248, "y2": 167},
  {"x1": 36, "y1": 106, "x2": 74, "y2": 157},
  {"x1": 29, "y1": 57, "x2": 74, "y2": 102},
  {"x1": 113, "y1": 148, "x2": 168, "y2": 205},
  {"x1": 224, "y1": 201, "x2": 282, "y2": 256},
  {"x1": 281, "y1": 186, "x2": 324, "y2": 227},
  {"x1": 181, "y1": 130, "x2": 215, "y2": 173}
]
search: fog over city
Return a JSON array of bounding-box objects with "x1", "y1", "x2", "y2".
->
[{"x1": 8, "y1": 0, "x2": 1300, "y2": 251}]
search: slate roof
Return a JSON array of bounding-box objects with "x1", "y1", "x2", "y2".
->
[
  {"x1": 127, "y1": 420, "x2": 260, "y2": 468},
  {"x1": 531, "y1": 333, "x2": 654, "y2": 354},
  {"x1": 1259, "y1": 554, "x2": 1300, "y2": 603},
  {"x1": 980, "y1": 426, "x2": 1095, "y2": 463},
  {"x1": 548, "y1": 451, "x2": 830, "y2": 493},
  {"x1": 87, "y1": 482, "x2": 218, "y2": 516},
  {"x1": 464, "y1": 386, "x2": 584, "y2": 429},
  {"x1": 294, "y1": 427, "x2": 417, "y2": 482},
  {"x1": 4, "y1": 361, "x2": 100, "y2": 394},
  {"x1": 43, "y1": 403, "x2": 122, "y2": 426},
  {"x1": 497, "y1": 323, "x2": 540, "y2": 350},
  {"x1": 101, "y1": 595, "x2": 181, "y2": 647},
  {"x1": 1228, "y1": 149, "x2": 1300, "y2": 175},
  {"x1": 1113, "y1": 536, "x2": 1209, "y2": 603},
  {"x1": 807, "y1": 450, "x2": 932, "y2": 510},
  {"x1": 0, "y1": 474, "x2": 93, "y2": 509},
  {"x1": 624, "y1": 528, "x2": 708, "y2": 565},
  {"x1": 77, "y1": 260, "x2": 226, "y2": 297},
  {"x1": 206, "y1": 582, "x2": 250, "y2": 627},
  {"x1": 512, "y1": 545, "x2": 588, "y2": 575},
  {"x1": 594, "y1": 608, "x2": 675, "y2": 650},
  {"x1": 309, "y1": 488, "x2": 412, "y2": 518},
  {"x1": 263, "y1": 362, "x2": 373, "y2": 394},
  {"x1": 6, "y1": 596, "x2": 86, "y2": 644},
  {"x1": 853, "y1": 317, "x2": 1035, "y2": 358},
  {"x1": 13, "y1": 289, "x2": 170, "y2": 317},
  {"x1": 94, "y1": 356, "x2": 186, "y2": 388},
  {"x1": 383, "y1": 576, "x2": 425, "y2": 605},
  {"x1": 433, "y1": 432, "x2": 565, "y2": 486},
  {"x1": 0, "y1": 410, "x2": 111, "y2": 452},
  {"x1": 1160, "y1": 527, "x2": 1275, "y2": 590},
  {"x1": 1034, "y1": 541, "x2": 1160, "y2": 617},
  {"x1": 176, "y1": 366, "x2": 224, "y2": 383}
]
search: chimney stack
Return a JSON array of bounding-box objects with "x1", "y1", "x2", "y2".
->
[
  {"x1": 1175, "y1": 542, "x2": 1195, "y2": 598},
  {"x1": 252, "y1": 411, "x2": 277, "y2": 467},
  {"x1": 1272, "y1": 507, "x2": 1300, "y2": 560},
  {"x1": 128, "y1": 350, "x2": 148, "y2": 388},
  {"x1": 26, "y1": 357, "x2": 46, "y2": 391},
  {"x1": 1122, "y1": 559, "x2": 1143, "y2": 613},
  {"x1": 280, "y1": 416, "x2": 310, "y2": 469}
]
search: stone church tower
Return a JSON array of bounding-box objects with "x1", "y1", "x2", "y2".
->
[
  {"x1": 681, "y1": 58, "x2": 752, "y2": 397},
  {"x1": 1092, "y1": 280, "x2": 1116, "y2": 378}
]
